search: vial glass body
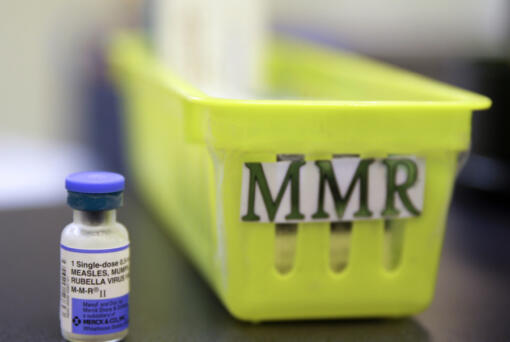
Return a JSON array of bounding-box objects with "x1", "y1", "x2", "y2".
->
[{"x1": 60, "y1": 210, "x2": 129, "y2": 342}]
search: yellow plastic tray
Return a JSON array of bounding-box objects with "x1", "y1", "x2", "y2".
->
[{"x1": 110, "y1": 34, "x2": 491, "y2": 321}]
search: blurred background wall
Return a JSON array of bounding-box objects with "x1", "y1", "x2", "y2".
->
[
  {"x1": 0, "y1": 0, "x2": 140, "y2": 143},
  {"x1": 274, "y1": 0, "x2": 510, "y2": 58},
  {"x1": 0, "y1": 0, "x2": 139, "y2": 208}
]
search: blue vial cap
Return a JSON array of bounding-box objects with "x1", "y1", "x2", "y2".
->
[
  {"x1": 66, "y1": 171, "x2": 125, "y2": 211},
  {"x1": 66, "y1": 171, "x2": 125, "y2": 193}
]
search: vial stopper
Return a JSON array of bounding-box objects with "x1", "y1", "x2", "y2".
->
[{"x1": 65, "y1": 171, "x2": 125, "y2": 211}]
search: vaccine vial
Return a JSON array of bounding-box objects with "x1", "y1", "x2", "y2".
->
[{"x1": 60, "y1": 172, "x2": 130, "y2": 342}]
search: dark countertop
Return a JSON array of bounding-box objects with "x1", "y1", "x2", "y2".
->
[{"x1": 1, "y1": 187, "x2": 509, "y2": 341}]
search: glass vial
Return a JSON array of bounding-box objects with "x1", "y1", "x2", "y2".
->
[{"x1": 60, "y1": 172, "x2": 130, "y2": 342}]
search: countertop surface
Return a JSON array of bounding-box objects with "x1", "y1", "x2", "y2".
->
[{"x1": 1, "y1": 187, "x2": 509, "y2": 341}]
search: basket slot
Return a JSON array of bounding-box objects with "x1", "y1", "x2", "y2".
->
[
  {"x1": 329, "y1": 222, "x2": 352, "y2": 273},
  {"x1": 273, "y1": 154, "x2": 304, "y2": 274},
  {"x1": 276, "y1": 154, "x2": 307, "y2": 162},
  {"x1": 383, "y1": 219, "x2": 406, "y2": 271},
  {"x1": 274, "y1": 224, "x2": 298, "y2": 274}
]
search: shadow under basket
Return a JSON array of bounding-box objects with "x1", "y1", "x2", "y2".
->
[{"x1": 110, "y1": 34, "x2": 491, "y2": 321}]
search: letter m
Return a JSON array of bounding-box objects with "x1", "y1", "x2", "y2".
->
[
  {"x1": 312, "y1": 159, "x2": 374, "y2": 220},
  {"x1": 242, "y1": 161, "x2": 305, "y2": 222}
]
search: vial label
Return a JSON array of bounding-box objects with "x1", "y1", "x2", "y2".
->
[{"x1": 60, "y1": 244, "x2": 130, "y2": 335}]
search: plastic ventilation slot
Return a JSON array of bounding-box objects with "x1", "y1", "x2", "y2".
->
[
  {"x1": 383, "y1": 219, "x2": 406, "y2": 271},
  {"x1": 274, "y1": 224, "x2": 298, "y2": 274},
  {"x1": 274, "y1": 154, "x2": 303, "y2": 274},
  {"x1": 329, "y1": 222, "x2": 352, "y2": 273}
]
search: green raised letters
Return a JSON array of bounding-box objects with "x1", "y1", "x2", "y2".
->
[
  {"x1": 382, "y1": 158, "x2": 420, "y2": 217},
  {"x1": 312, "y1": 159, "x2": 374, "y2": 220},
  {"x1": 242, "y1": 161, "x2": 306, "y2": 222}
]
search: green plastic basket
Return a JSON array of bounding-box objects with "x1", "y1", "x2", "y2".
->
[{"x1": 110, "y1": 34, "x2": 491, "y2": 321}]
